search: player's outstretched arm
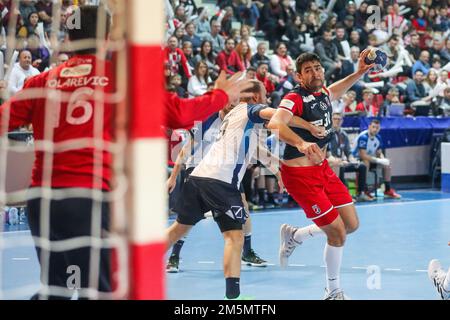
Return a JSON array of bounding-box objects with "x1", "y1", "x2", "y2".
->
[
  {"x1": 328, "y1": 49, "x2": 375, "y2": 102},
  {"x1": 166, "y1": 71, "x2": 253, "y2": 129}
]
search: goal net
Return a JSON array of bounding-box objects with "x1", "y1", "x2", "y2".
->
[{"x1": 0, "y1": 0, "x2": 165, "y2": 300}]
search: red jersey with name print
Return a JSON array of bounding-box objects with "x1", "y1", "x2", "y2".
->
[
  {"x1": 0, "y1": 55, "x2": 114, "y2": 190},
  {"x1": 278, "y1": 86, "x2": 333, "y2": 160}
]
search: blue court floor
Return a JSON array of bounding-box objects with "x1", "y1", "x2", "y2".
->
[{"x1": 1, "y1": 190, "x2": 450, "y2": 300}]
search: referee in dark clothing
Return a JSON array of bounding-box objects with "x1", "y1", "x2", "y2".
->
[{"x1": 327, "y1": 113, "x2": 374, "y2": 202}]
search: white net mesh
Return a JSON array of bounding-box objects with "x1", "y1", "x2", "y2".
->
[{"x1": 0, "y1": 0, "x2": 130, "y2": 300}]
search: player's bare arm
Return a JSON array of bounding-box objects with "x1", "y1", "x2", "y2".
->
[
  {"x1": 167, "y1": 135, "x2": 193, "y2": 193},
  {"x1": 327, "y1": 49, "x2": 375, "y2": 102},
  {"x1": 259, "y1": 108, "x2": 326, "y2": 139},
  {"x1": 267, "y1": 108, "x2": 324, "y2": 164}
]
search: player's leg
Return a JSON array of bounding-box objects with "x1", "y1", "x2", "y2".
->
[
  {"x1": 319, "y1": 215, "x2": 349, "y2": 300},
  {"x1": 241, "y1": 193, "x2": 267, "y2": 267},
  {"x1": 336, "y1": 204, "x2": 359, "y2": 235},
  {"x1": 428, "y1": 259, "x2": 450, "y2": 300},
  {"x1": 213, "y1": 213, "x2": 246, "y2": 299},
  {"x1": 381, "y1": 162, "x2": 401, "y2": 199}
]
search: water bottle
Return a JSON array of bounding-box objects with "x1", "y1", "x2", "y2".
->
[{"x1": 8, "y1": 207, "x2": 19, "y2": 226}]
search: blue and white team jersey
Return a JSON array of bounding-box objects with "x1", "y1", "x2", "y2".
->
[
  {"x1": 185, "y1": 112, "x2": 223, "y2": 169},
  {"x1": 353, "y1": 130, "x2": 383, "y2": 158},
  {"x1": 191, "y1": 103, "x2": 267, "y2": 189}
]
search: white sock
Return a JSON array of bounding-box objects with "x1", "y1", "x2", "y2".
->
[
  {"x1": 444, "y1": 268, "x2": 450, "y2": 291},
  {"x1": 324, "y1": 244, "x2": 344, "y2": 292},
  {"x1": 293, "y1": 224, "x2": 324, "y2": 243}
]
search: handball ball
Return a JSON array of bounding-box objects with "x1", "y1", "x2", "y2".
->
[{"x1": 364, "y1": 48, "x2": 387, "y2": 68}]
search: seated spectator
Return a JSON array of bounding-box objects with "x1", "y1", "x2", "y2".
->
[
  {"x1": 435, "y1": 86, "x2": 450, "y2": 117},
  {"x1": 245, "y1": 66, "x2": 257, "y2": 80},
  {"x1": 240, "y1": 25, "x2": 258, "y2": 54},
  {"x1": 250, "y1": 42, "x2": 271, "y2": 70},
  {"x1": 423, "y1": 69, "x2": 438, "y2": 96},
  {"x1": 429, "y1": 36, "x2": 445, "y2": 61},
  {"x1": 256, "y1": 62, "x2": 281, "y2": 108},
  {"x1": 333, "y1": 23, "x2": 350, "y2": 60},
  {"x1": 406, "y1": 70, "x2": 428, "y2": 105},
  {"x1": 406, "y1": 33, "x2": 421, "y2": 63},
  {"x1": 412, "y1": 50, "x2": 430, "y2": 77},
  {"x1": 164, "y1": 36, "x2": 192, "y2": 84},
  {"x1": 195, "y1": 7, "x2": 211, "y2": 39},
  {"x1": 26, "y1": 35, "x2": 50, "y2": 72},
  {"x1": 181, "y1": 41, "x2": 196, "y2": 72},
  {"x1": 36, "y1": 0, "x2": 53, "y2": 35},
  {"x1": 270, "y1": 42, "x2": 293, "y2": 78},
  {"x1": 339, "y1": 46, "x2": 364, "y2": 95},
  {"x1": 182, "y1": 22, "x2": 202, "y2": 54},
  {"x1": 315, "y1": 29, "x2": 341, "y2": 82},
  {"x1": 332, "y1": 90, "x2": 357, "y2": 114},
  {"x1": 434, "y1": 69, "x2": 450, "y2": 97},
  {"x1": 7, "y1": 50, "x2": 40, "y2": 96},
  {"x1": 216, "y1": 38, "x2": 244, "y2": 75},
  {"x1": 173, "y1": 26, "x2": 186, "y2": 45},
  {"x1": 260, "y1": 0, "x2": 287, "y2": 49},
  {"x1": 235, "y1": 40, "x2": 252, "y2": 70},
  {"x1": 440, "y1": 38, "x2": 450, "y2": 65},
  {"x1": 353, "y1": 119, "x2": 401, "y2": 199},
  {"x1": 203, "y1": 19, "x2": 225, "y2": 55},
  {"x1": 348, "y1": 30, "x2": 364, "y2": 52},
  {"x1": 379, "y1": 87, "x2": 401, "y2": 117},
  {"x1": 284, "y1": 14, "x2": 314, "y2": 58},
  {"x1": 412, "y1": 8, "x2": 428, "y2": 35},
  {"x1": 170, "y1": 74, "x2": 187, "y2": 98},
  {"x1": 274, "y1": 63, "x2": 296, "y2": 97},
  {"x1": 327, "y1": 113, "x2": 374, "y2": 202},
  {"x1": 187, "y1": 61, "x2": 211, "y2": 97},
  {"x1": 355, "y1": 88, "x2": 379, "y2": 117},
  {"x1": 194, "y1": 40, "x2": 219, "y2": 80}
]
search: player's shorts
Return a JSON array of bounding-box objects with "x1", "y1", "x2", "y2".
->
[
  {"x1": 174, "y1": 176, "x2": 247, "y2": 233},
  {"x1": 281, "y1": 160, "x2": 354, "y2": 227},
  {"x1": 187, "y1": 166, "x2": 245, "y2": 194}
]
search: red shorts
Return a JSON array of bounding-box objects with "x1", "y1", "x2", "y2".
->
[{"x1": 281, "y1": 160, "x2": 354, "y2": 227}]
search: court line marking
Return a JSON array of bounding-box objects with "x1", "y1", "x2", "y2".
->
[
  {"x1": 198, "y1": 261, "x2": 215, "y2": 264},
  {"x1": 12, "y1": 257, "x2": 30, "y2": 261}
]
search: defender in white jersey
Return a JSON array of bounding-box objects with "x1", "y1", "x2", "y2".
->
[
  {"x1": 166, "y1": 81, "x2": 319, "y2": 299},
  {"x1": 166, "y1": 103, "x2": 268, "y2": 273}
]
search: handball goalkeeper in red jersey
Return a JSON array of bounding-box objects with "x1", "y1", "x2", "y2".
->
[{"x1": 0, "y1": 5, "x2": 115, "y2": 300}]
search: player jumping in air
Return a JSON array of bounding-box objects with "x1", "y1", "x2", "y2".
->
[{"x1": 268, "y1": 50, "x2": 375, "y2": 300}]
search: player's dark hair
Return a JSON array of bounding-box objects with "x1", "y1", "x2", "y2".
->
[
  {"x1": 371, "y1": 119, "x2": 381, "y2": 125},
  {"x1": 296, "y1": 53, "x2": 322, "y2": 73},
  {"x1": 67, "y1": 5, "x2": 111, "y2": 55}
]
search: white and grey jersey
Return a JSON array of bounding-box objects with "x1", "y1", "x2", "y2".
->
[
  {"x1": 191, "y1": 102, "x2": 267, "y2": 189},
  {"x1": 185, "y1": 112, "x2": 223, "y2": 169}
]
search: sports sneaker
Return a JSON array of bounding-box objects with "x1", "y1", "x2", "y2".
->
[
  {"x1": 384, "y1": 189, "x2": 401, "y2": 199},
  {"x1": 428, "y1": 259, "x2": 450, "y2": 300},
  {"x1": 166, "y1": 254, "x2": 180, "y2": 273},
  {"x1": 324, "y1": 288, "x2": 351, "y2": 300},
  {"x1": 279, "y1": 224, "x2": 301, "y2": 268},
  {"x1": 242, "y1": 249, "x2": 267, "y2": 267},
  {"x1": 357, "y1": 192, "x2": 375, "y2": 202}
]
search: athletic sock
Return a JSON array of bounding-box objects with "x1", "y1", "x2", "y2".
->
[
  {"x1": 293, "y1": 224, "x2": 324, "y2": 243},
  {"x1": 243, "y1": 234, "x2": 252, "y2": 256},
  {"x1": 257, "y1": 189, "x2": 265, "y2": 205},
  {"x1": 171, "y1": 239, "x2": 185, "y2": 258},
  {"x1": 444, "y1": 268, "x2": 450, "y2": 291},
  {"x1": 225, "y1": 278, "x2": 240, "y2": 299},
  {"x1": 324, "y1": 244, "x2": 344, "y2": 292},
  {"x1": 385, "y1": 182, "x2": 391, "y2": 192}
]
